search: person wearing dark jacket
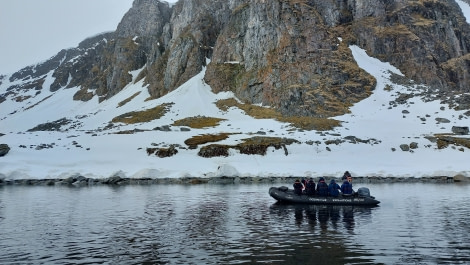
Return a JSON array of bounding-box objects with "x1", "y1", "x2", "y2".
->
[
  {"x1": 305, "y1": 178, "x2": 316, "y2": 196},
  {"x1": 328, "y1": 179, "x2": 341, "y2": 197},
  {"x1": 293, "y1": 179, "x2": 303, "y2": 195},
  {"x1": 342, "y1": 171, "x2": 351, "y2": 181},
  {"x1": 316, "y1": 177, "x2": 329, "y2": 196},
  {"x1": 341, "y1": 179, "x2": 353, "y2": 195}
]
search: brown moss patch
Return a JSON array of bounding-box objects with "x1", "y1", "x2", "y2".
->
[
  {"x1": 155, "y1": 145, "x2": 178, "y2": 158},
  {"x1": 184, "y1": 133, "x2": 236, "y2": 149},
  {"x1": 117, "y1": 92, "x2": 141, "y2": 107},
  {"x1": 434, "y1": 134, "x2": 470, "y2": 150},
  {"x1": 14, "y1": 95, "x2": 32, "y2": 102},
  {"x1": 172, "y1": 116, "x2": 226, "y2": 129},
  {"x1": 216, "y1": 98, "x2": 340, "y2": 131},
  {"x1": 411, "y1": 13, "x2": 435, "y2": 27},
  {"x1": 198, "y1": 144, "x2": 231, "y2": 157},
  {"x1": 197, "y1": 136, "x2": 299, "y2": 158},
  {"x1": 24, "y1": 95, "x2": 53, "y2": 111},
  {"x1": 237, "y1": 136, "x2": 299, "y2": 155},
  {"x1": 73, "y1": 88, "x2": 94, "y2": 101},
  {"x1": 111, "y1": 103, "x2": 173, "y2": 124}
]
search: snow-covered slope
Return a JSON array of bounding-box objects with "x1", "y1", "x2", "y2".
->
[{"x1": 0, "y1": 43, "x2": 469, "y2": 180}]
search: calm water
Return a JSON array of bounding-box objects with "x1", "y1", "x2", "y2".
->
[{"x1": 0, "y1": 182, "x2": 469, "y2": 264}]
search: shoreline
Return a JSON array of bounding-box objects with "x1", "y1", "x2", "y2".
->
[{"x1": 1, "y1": 174, "x2": 469, "y2": 186}]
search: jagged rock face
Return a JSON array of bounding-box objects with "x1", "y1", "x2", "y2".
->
[
  {"x1": 50, "y1": 33, "x2": 147, "y2": 102},
  {"x1": 116, "y1": 0, "x2": 171, "y2": 38},
  {"x1": 53, "y1": 0, "x2": 172, "y2": 101},
  {"x1": 2, "y1": 0, "x2": 470, "y2": 118},
  {"x1": 206, "y1": 0, "x2": 376, "y2": 117},
  {"x1": 143, "y1": 0, "x2": 239, "y2": 98},
  {"x1": 206, "y1": 0, "x2": 470, "y2": 117},
  {"x1": 352, "y1": 0, "x2": 470, "y2": 94}
]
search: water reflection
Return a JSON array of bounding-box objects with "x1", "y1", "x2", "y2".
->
[
  {"x1": 269, "y1": 203, "x2": 376, "y2": 233},
  {"x1": 1, "y1": 183, "x2": 470, "y2": 264}
]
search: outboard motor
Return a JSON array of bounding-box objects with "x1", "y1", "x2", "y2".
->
[{"x1": 357, "y1": 187, "x2": 371, "y2": 198}]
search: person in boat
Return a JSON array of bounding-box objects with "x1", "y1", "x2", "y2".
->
[
  {"x1": 342, "y1": 171, "x2": 352, "y2": 181},
  {"x1": 301, "y1": 177, "x2": 308, "y2": 188},
  {"x1": 316, "y1": 177, "x2": 329, "y2": 196},
  {"x1": 341, "y1": 178, "x2": 353, "y2": 196},
  {"x1": 305, "y1": 177, "x2": 316, "y2": 196},
  {"x1": 328, "y1": 179, "x2": 341, "y2": 197},
  {"x1": 293, "y1": 179, "x2": 303, "y2": 195}
]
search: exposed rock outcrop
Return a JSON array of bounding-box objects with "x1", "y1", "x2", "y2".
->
[
  {"x1": 0, "y1": 144, "x2": 10, "y2": 157},
  {"x1": 2, "y1": 0, "x2": 470, "y2": 118},
  {"x1": 452, "y1": 126, "x2": 469, "y2": 135}
]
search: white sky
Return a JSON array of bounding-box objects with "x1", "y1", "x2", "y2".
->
[{"x1": 0, "y1": 0, "x2": 134, "y2": 74}]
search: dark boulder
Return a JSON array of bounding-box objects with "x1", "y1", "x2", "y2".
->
[
  {"x1": 435, "y1": 117, "x2": 451, "y2": 123},
  {"x1": 452, "y1": 126, "x2": 469, "y2": 135},
  {"x1": 105, "y1": 176, "x2": 123, "y2": 184},
  {"x1": 400, "y1": 144, "x2": 410, "y2": 151},
  {"x1": 0, "y1": 144, "x2": 10, "y2": 157}
]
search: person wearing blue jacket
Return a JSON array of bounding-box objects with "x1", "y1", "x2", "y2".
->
[
  {"x1": 316, "y1": 177, "x2": 329, "y2": 196},
  {"x1": 341, "y1": 179, "x2": 353, "y2": 195},
  {"x1": 328, "y1": 179, "x2": 341, "y2": 197}
]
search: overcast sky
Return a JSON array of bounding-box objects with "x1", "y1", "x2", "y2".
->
[{"x1": 0, "y1": 0, "x2": 135, "y2": 74}]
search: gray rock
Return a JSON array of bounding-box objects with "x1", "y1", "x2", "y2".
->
[
  {"x1": 76, "y1": 176, "x2": 87, "y2": 182},
  {"x1": 61, "y1": 176, "x2": 76, "y2": 184},
  {"x1": 154, "y1": 125, "x2": 171, "y2": 131},
  {"x1": 435, "y1": 117, "x2": 451, "y2": 123},
  {"x1": 452, "y1": 126, "x2": 469, "y2": 135},
  {"x1": 106, "y1": 176, "x2": 123, "y2": 185},
  {"x1": 0, "y1": 144, "x2": 10, "y2": 156},
  {"x1": 400, "y1": 144, "x2": 410, "y2": 151}
]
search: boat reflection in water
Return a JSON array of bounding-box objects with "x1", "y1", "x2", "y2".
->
[
  {"x1": 267, "y1": 203, "x2": 379, "y2": 264},
  {"x1": 270, "y1": 202, "x2": 376, "y2": 232}
]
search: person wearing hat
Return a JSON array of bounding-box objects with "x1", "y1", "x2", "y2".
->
[
  {"x1": 328, "y1": 179, "x2": 341, "y2": 197},
  {"x1": 316, "y1": 177, "x2": 329, "y2": 196},
  {"x1": 293, "y1": 179, "x2": 303, "y2": 195},
  {"x1": 305, "y1": 177, "x2": 316, "y2": 196}
]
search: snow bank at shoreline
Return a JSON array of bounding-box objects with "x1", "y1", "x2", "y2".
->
[{"x1": 1, "y1": 173, "x2": 468, "y2": 187}]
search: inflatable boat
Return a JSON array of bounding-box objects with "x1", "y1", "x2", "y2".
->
[{"x1": 269, "y1": 186, "x2": 380, "y2": 206}]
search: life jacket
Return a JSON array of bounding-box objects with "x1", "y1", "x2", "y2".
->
[
  {"x1": 341, "y1": 181, "x2": 353, "y2": 195},
  {"x1": 328, "y1": 182, "x2": 340, "y2": 196},
  {"x1": 293, "y1": 181, "x2": 303, "y2": 194},
  {"x1": 317, "y1": 181, "x2": 328, "y2": 196},
  {"x1": 306, "y1": 180, "x2": 315, "y2": 195}
]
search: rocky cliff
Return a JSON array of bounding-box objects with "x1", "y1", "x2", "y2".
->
[{"x1": 2, "y1": 0, "x2": 470, "y2": 117}]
